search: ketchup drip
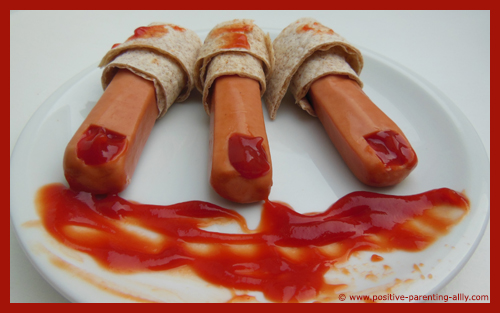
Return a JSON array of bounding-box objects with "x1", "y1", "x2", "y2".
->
[
  {"x1": 37, "y1": 184, "x2": 468, "y2": 303},
  {"x1": 76, "y1": 125, "x2": 127, "y2": 165},
  {"x1": 364, "y1": 130, "x2": 417, "y2": 167},
  {"x1": 228, "y1": 133, "x2": 270, "y2": 179}
]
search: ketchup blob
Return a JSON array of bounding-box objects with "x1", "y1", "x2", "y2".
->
[
  {"x1": 37, "y1": 184, "x2": 468, "y2": 302},
  {"x1": 364, "y1": 130, "x2": 416, "y2": 167},
  {"x1": 228, "y1": 133, "x2": 270, "y2": 179},
  {"x1": 76, "y1": 125, "x2": 127, "y2": 165}
]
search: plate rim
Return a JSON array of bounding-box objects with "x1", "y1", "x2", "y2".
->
[{"x1": 10, "y1": 30, "x2": 490, "y2": 303}]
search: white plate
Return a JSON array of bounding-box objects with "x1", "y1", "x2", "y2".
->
[{"x1": 10, "y1": 30, "x2": 490, "y2": 303}]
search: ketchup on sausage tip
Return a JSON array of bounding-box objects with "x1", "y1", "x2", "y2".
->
[
  {"x1": 63, "y1": 69, "x2": 158, "y2": 194},
  {"x1": 209, "y1": 75, "x2": 273, "y2": 203},
  {"x1": 308, "y1": 75, "x2": 418, "y2": 187}
]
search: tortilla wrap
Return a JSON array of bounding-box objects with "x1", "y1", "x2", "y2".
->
[
  {"x1": 194, "y1": 19, "x2": 274, "y2": 114},
  {"x1": 99, "y1": 22, "x2": 202, "y2": 118},
  {"x1": 264, "y1": 18, "x2": 364, "y2": 119}
]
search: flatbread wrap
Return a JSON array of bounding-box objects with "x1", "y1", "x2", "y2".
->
[
  {"x1": 194, "y1": 19, "x2": 274, "y2": 114},
  {"x1": 264, "y1": 18, "x2": 417, "y2": 187},
  {"x1": 264, "y1": 17, "x2": 363, "y2": 119},
  {"x1": 64, "y1": 23, "x2": 202, "y2": 194},
  {"x1": 100, "y1": 22, "x2": 202, "y2": 118}
]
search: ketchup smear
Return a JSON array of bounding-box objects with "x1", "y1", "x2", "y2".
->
[
  {"x1": 209, "y1": 22, "x2": 253, "y2": 50},
  {"x1": 37, "y1": 184, "x2": 468, "y2": 302},
  {"x1": 167, "y1": 24, "x2": 186, "y2": 32},
  {"x1": 76, "y1": 125, "x2": 127, "y2": 165},
  {"x1": 127, "y1": 25, "x2": 169, "y2": 41},
  {"x1": 364, "y1": 130, "x2": 417, "y2": 167},
  {"x1": 296, "y1": 22, "x2": 334, "y2": 35},
  {"x1": 219, "y1": 33, "x2": 250, "y2": 49},
  {"x1": 228, "y1": 133, "x2": 270, "y2": 179}
]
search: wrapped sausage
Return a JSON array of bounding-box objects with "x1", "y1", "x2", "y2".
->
[
  {"x1": 264, "y1": 18, "x2": 417, "y2": 187},
  {"x1": 264, "y1": 17, "x2": 363, "y2": 118},
  {"x1": 64, "y1": 23, "x2": 202, "y2": 194},
  {"x1": 194, "y1": 19, "x2": 275, "y2": 203},
  {"x1": 100, "y1": 22, "x2": 202, "y2": 118}
]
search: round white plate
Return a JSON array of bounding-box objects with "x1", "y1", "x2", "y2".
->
[{"x1": 10, "y1": 30, "x2": 490, "y2": 303}]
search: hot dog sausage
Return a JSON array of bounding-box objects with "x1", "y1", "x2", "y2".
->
[
  {"x1": 63, "y1": 69, "x2": 158, "y2": 194},
  {"x1": 308, "y1": 74, "x2": 418, "y2": 186},
  {"x1": 194, "y1": 20, "x2": 274, "y2": 203},
  {"x1": 209, "y1": 75, "x2": 272, "y2": 203},
  {"x1": 264, "y1": 18, "x2": 418, "y2": 186},
  {"x1": 75, "y1": 23, "x2": 201, "y2": 194}
]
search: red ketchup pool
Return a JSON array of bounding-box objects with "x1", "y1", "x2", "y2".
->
[{"x1": 36, "y1": 184, "x2": 468, "y2": 303}]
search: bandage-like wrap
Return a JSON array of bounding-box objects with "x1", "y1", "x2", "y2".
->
[
  {"x1": 264, "y1": 18, "x2": 364, "y2": 119},
  {"x1": 194, "y1": 19, "x2": 274, "y2": 114},
  {"x1": 99, "y1": 22, "x2": 202, "y2": 118}
]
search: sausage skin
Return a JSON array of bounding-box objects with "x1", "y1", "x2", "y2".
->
[
  {"x1": 209, "y1": 75, "x2": 272, "y2": 203},
  {"x1": 308, "y1": 75, "x2": 418, "y2": 187},
  {"x1": 63, "y1": 69, "x2": 158, "y2": 194}
]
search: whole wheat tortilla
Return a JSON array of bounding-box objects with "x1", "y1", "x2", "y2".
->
[
  {"x1": 99, "y1": 22, "x2": 202, "y2": 118},
  {"x1": 194, "y1": 19, "x2": 274, "y2": 114},
  {"x1": 101, "y1": 49, "x2": 186, "y2": 118},
  {"x1": 264, "y1": 18, "x2": 364, "y2": 119}
]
